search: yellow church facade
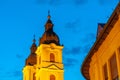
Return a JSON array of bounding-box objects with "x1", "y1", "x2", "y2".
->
[
  {"x1": 22, "y1": 13, "x2": 64, "y2": 80},
  {"x1": 81, "y1": 2, "x2": 120, "y2": 80}
]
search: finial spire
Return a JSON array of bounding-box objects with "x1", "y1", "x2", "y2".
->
[
  {"x1": 48, "y1": 10, "x2": 51, "y2": 19},
  {"x1": 48, "y1": 10, "x2": 50, "y2": 15},
  {"x1": 33, "y1": 35, "x2": 36, "y2": 43}
]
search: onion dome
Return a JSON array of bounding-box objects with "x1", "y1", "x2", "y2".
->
[
  {"x1": 39, "y1": 11, "x2": 60, "y2": 45},
  {"x1": 26, "y1": 35, "x2": 37, "y2": 66}
]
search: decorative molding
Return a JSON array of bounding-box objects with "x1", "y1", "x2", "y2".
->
[{"x1": 42, "y1": 64, "x2": 63, "y2": 70}]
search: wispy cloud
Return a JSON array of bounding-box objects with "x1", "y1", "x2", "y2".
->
[
  {"x1": 64, "y1": 19, "x2": 81, "y2": 32},
  {"x1": 81, "y1": 33, "x2": 96, "y2": 43},
  {"x1": 13, "y1": 71, "x2": 22, "y2": 77},
  {"x1": 80, "y1": 33, "x2": 96, "y2": 58},
  {"x1": 82, "y1": 44, "x2": 92, "y2": 54},
  {"x1": 74, "y1": 0, "x2": 88, "y2": 5},
  {"x1": 0, "y1": 70, "x2": 22, "y2": 80},
  {"x1": 37, "y1": 0, "x2": 117, "y2": 6},
  {"x1": 63, "y1": 33, "x2": 96, "y2": 68},
  {"x1": 16, "y1": 54, "x2": 24, "y2": 59},
  {"x1": 65, "y1": 20, "x2": 78, "y2": 28},
  {"x1": 63, "y1": 46, "x2": 81, "y2": 55},
  {"x1": 63, "y1": 33, "x2": 95, "y2": 56},
  {"x1": 63, "y1": 57, "x2": 79, "y2": 67},
  {"x1": 36, "y1": 0, "x2": 88, "y2": 6},
  {"x1": 98, "y1": 0, "x2": 116, "y2": 5},
  {"x1": 36, "y1": 0, "x2": 62, "y2": 5},
  {"x1": 6, "y1": 70, "x2": 22, "y2": 77}
]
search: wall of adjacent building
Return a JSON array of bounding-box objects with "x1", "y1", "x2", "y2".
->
[{"x1": 89, "y1": 15, "x2": 120, "y2": 80}]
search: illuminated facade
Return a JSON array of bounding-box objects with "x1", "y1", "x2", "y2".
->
[
  {"x1": 23, "y1": 13, "x2": 64, "y2": 80},
  {"x1": 81, "y1": 2, "x2": 120, "y2": 80}
]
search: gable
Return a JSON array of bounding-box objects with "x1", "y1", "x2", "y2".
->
[{"x1": 43, "y1": 64, "x2": 63, "y2": 70}]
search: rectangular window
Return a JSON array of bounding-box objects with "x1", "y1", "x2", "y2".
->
[
  {"x1": 110, "y1": 53, "x2": 118, "y2": 80},
  {"x1": 119, "y1": 47, "x2": 120, "y2": 55},
  {"x1": 103, "y1": 63, "x2": 108, "y2": 80}
]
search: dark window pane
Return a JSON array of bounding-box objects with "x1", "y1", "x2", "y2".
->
[
  {"x1": 110, "y1": 53, "x2": 118, "y2": 80},
  {"x1": 103, "y1": 64, "x2": 108, "y2": 80},
  {"x1": 33, "y1": 73, "x2": 36, "y2": 80}
]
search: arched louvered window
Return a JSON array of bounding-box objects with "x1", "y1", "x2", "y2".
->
[
  {"x1": 33, "y1": 73, "x2": 36, "y2": 80},
  {"x1": 50, "y1": 53, "x2": 55, "y2": 62},
  {"x1": 50, "y1": 75, "x2": 55, "y2": 80}
]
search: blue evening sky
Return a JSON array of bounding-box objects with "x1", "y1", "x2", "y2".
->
[{"x1": 0, "y1": 0, "x2": 119, "y2": 80}]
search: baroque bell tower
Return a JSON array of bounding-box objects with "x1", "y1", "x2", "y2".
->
[{"x1": 23, "y1": 12, "x2": 64, "y2": 80}]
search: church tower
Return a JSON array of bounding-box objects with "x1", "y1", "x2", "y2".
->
[
  {"x1": 23, "y1": 12, "x2": 64, "y2": 80},
  {"x1": 23, "y1": 36, "x2": 37, "y2": 80}
]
